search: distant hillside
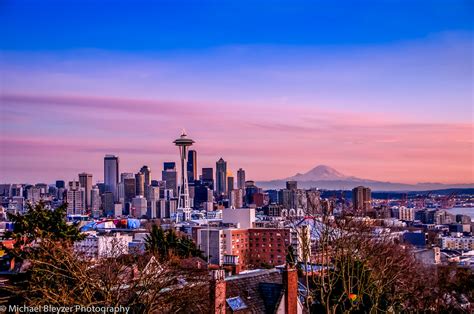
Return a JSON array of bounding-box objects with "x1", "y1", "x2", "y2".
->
[{"x1": 257, "y1": 165, "x2": 474, "y2": 192}]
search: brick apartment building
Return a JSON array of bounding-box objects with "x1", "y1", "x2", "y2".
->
[{"x1": 196, "y1": 227, "x2": 292, "y2": 270}]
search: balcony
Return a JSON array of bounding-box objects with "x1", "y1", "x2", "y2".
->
[{"x1": 223, "y1": 254, "x2": 239, "y2": 266}]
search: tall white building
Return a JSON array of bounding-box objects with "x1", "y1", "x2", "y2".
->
[
  {"x1": 397, "y1": 206, "x2": 415, "y2": 221},
  {"x1": 222, "y1": 207, "x2": 255, "y2": 229},
  {"x1": 147, "y1": 186, "x2": 160, "y2": 219},
  {"x1": 67, "y1": 181, "x2": 85, "y2": 215}
]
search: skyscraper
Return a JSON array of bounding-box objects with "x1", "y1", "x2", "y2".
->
[
  {"x1": 55, "y1": 180, "x2": 65, "y2": 189},
  {"x1": 286, "y1": 181, "x2": 298, "y2": 191},
  {"x1": 237, "y1": 168, "x2": 246, "y2": 190},
  {"x1": 173, "y1": 131, "x2": 195, "y2": 221},
  {"x1": 162, "y1": 163, "x2": 178, "y2": 196},
  {"x1": 201, "y1": 168, "x2": 214, "y2": 189},
  {"x1": 352, "y1": 186, "x2": 372, "y2": 212},
  {"x1": 120, "y1": 172, "x2": 134, "y2": 181},
  {"x1": 131, "y1": 196, "x2": 147, "y2": 218},
  {"x1": 135, "y1": 172, "x2": 145, "y2": 197},
  {"x1": 90, "y1": 186, "x2": 101, "y2": 212},
  {"x1": 164, "y1": 162, "x2": 176, "y2": 171},
  {"x1": 227, "y1": 176, "x2": 234, "y2": 195},
  {"x1": 102, "y1": 191, "x2": 114, "y2": 216},
  {"x1": 78, "y1": 173, "x2": 92, "y2": 210},
  {"x1": 230, "y1": 189, "x2": 244, "y2": 208},
  {"x1": 104, "y1": 155, "x2": 119, "y2": 200},
  {"x1": 123, "y1": 177, "x2": 136, "y2": 204},
  {"x1": 139, "y1": 165, "x2": 151, "y2": 194},
  {"x1": 66, "y1": 180, "x2": 84, "y2": 215},
  {"x1": 187, "y1": 150, "x2": 197, "y2": 182},
  {"x1": 26, "y1": 186, "x2": 41, "y2": 203},
  {"x1": 216, "y1": 158, "x2": 227, "y2": 196},
  {"x1": 147, "y1": 186, "x2": 160, "y2": 218}
]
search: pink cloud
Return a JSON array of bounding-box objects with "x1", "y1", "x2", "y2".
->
[{"x1": 1, "y1": 92, "x2": 472, "y2": 184}]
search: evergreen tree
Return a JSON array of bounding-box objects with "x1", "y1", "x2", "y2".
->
[
  {"x1": 5, "y1": 201, "x2": 84, "y2": 249},
  {"x1": 145, "y1": 225, "x2": 203, "y2": 260}
]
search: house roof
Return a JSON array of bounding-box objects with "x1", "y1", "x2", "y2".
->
[{"x1": 225, "y1": 269, "x2": 283, "y2": 313}]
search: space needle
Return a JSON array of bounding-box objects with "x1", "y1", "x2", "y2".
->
[{"x1": 173, "y1": 130, "x2": 195, "y2": 221}]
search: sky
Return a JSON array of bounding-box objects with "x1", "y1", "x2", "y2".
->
[{"x1": 0, "y1": 0, "x2": 473, "y2": 184}]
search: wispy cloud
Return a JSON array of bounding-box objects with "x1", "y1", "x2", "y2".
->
[{"x1": 1, "y1": 91, "x2": 472, "y2": 184}]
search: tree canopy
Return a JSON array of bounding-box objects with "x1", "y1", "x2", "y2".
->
[
  {"x1": 5, "y1": 202, "x2": 84, "y2": 249},
  {"x1": 145, "y1": 225, "x2": 203, "y2": 261}
]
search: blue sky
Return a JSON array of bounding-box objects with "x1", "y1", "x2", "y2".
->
[{"x1": 1, "y1": 1, "x2": 472, "y2": 51}]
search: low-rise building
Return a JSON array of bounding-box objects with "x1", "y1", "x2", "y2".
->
[
  {"x1": 441, "y1": 236, "x2": 474, "y2": 251},
  {"x1": 74, "y1": 232, "x2": 133, "y2": 259},
  {"x1": 413, "y1": 247, "x2": 441, "y2": 265},
  {"x1": 222, "y1": 207, "x2": 255, "y2": 229}
]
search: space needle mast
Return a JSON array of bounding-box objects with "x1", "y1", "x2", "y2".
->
[{"x1": 173, "y1": 130, "x2": 195, "y2": 221}]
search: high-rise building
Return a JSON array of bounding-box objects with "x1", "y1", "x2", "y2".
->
[
  {"x1": 147, "y1": 186, "x2": 160, "y2": 218},
  {"x1": 0, "y1": 184, "x2": 10, "y2": 197},
  {"x1": 244, "y1": 181, "x2": 260, "y2": 205},
  {"x1": 173, "y1": 131, "x2": 195, "y2": 221},
  {"x1": 78, "y1": 173, "x2": 93, "y2": 210},
  {"x1": 135, "y1": 172, "x2": 145, "y2": 197},
  {"x1": 10, "y1": 184, "x2": 23, "y2": 197},
  {"x1": 230, "y1": 189, "x2": 244, "y2": 208},
  {"x1": 187, "y1": 150, "x2": 197, "y2": 183},
  {"x1": 102, "y1": 191, "x2": 115, "y2": 216},
  {"x1": 395, "y1": 206, "x2": 414, "y2": 221},
  {"x1": 123, "y1": 178, "x2": 136, "y2": 203},
  {"x1": 9, "y1": 196, "x2": 24, "y2": 213},
  {"x1": 163, "y1": 162, "x2": 176, "y2": 171},
  {"x1": 352, "y1": 186, "x2": 372, "y2": 212},
  {"x1": 117, "y1": 181, "x2": 125, "y2": 204},
  {"x1": 35, "y1": 183, "x2": 48, "y2": 195},
  {"x1": 104, "y1": 155, "x2": 119, "y2": 200},
  {"x1": 48, "y1": 185, "x2": 58, "y2": 197},
  {"x1": 90, "y1": 186, "x2": 101, "y2": 212},
  {"x1": 237, "y1": 168, "x2": 246, "y2": 190},
  {"x1": 227, "y1": 176, "x2": 234, "y2": 196},
  {"x1": 162, "y1": 163, "x2": 178, "y2": 196},
  {"x1": 131, "y1": 196, "x2": 147, "y2": 218},
  {"x1": 286, "y1": 181, "x2": 298, "y2": 191},
  {"x1": 216, "y1": 158, "x2": 227, "y2": 196},
  {"x1": 55, "y1": 180, "x2": 65, "y2": 189},
  {"x1": 279, "y1": 189, "x2": 298, "y2": 210},
  {"x1": 202, "y1": 168, "x2": 214, "y2": 189},
  {"x1": 139, "y1": 165, "x2": 151, "y2": 194},
  {"x1": 194, "y1": 183, "x2": 213, "y2": 209},
  {"x1": 66, "y1": 180, "x2": 84, "y2": 215},
  {"x1": 26, "y1": 186, "x2": 41, "y2": 203},
  {"x1": 120, "y1": 172, "x2": 134, "y2": 181}
]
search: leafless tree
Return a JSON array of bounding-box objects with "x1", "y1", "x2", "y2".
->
[
  {"x1": 285, "y1": 193, "x2": 472, "y2": 313},
  {"x1": 6, "y1": 237, "x2": 210, "y2": 313}
]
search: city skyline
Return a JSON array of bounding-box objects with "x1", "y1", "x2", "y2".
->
[{"x1": 1, "y1": 1, "x2": 473, "y2": 184}]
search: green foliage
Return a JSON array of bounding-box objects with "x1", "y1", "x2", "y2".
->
[
  {"x1": 145, "y1": 225, "x2": 203, "y2": 260},
  {"x1": 5, "y1": 201, "x2": 85, "y2": 249}
]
